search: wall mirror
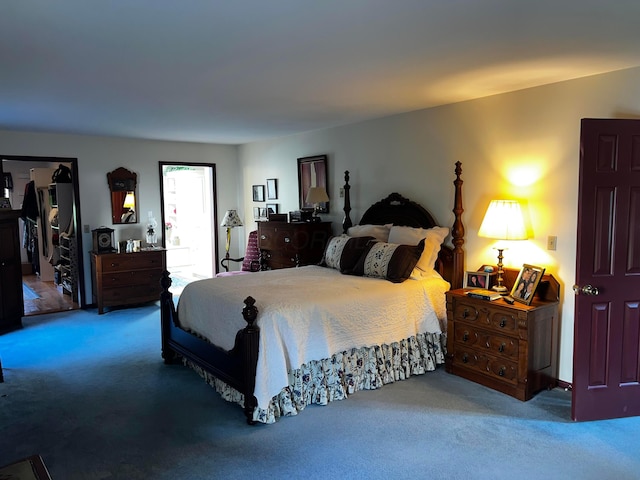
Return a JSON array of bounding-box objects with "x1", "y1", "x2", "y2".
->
[
  {"x1": 107, "y1": 167, "x2": 138, "y2": 224},
  {"x1": 298, "y1": 154, "x2": 329, "y2": 213}
]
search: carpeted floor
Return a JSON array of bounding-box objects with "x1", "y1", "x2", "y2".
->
[{"x1": 1, "y1": 304, "x2": 639, "y2": 479}]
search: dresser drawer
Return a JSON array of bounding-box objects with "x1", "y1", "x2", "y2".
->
[
  {"x1": 101, "y1": 283, "x2": 162, "y2": 303},
  {"x1": 261, "y1": 251, "x2": 297, "y2": 269},
  {"x1": 452, "y1": 299, "x2": 518, "y2": 334},
  {"x1": 451, "y1": 348, "x2": 518, "y2": 385},
  {"x1": 453, "y1": 323, "x2": 518, "y2": 359},
  {"x1": 99, "y1": 268, "x2": 164, "y2": 288},
  {"x1": 99, "y1": 252, "x2": 165, "y2": 272}
]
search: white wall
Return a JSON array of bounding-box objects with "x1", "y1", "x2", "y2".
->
[
  {"x1": 0, "y1": 130, "x2": 239, "y2": 304},
  {"x1": 238, "y1": 66, "x2": 640, "y2": 383}
]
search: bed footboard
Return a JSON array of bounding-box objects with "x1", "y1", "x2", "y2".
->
[{"x1": 160, "y1": 272, "x2": 260, "y2": 424}]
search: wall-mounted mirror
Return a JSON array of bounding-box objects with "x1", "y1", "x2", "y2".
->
[
  {"x1": 107, "y1": 167, "x2": 138, "y2": 224},
  {"x1": 298, "y1": 154, "x2": 329, "y2": 213}
]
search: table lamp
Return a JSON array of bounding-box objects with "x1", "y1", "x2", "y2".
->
[
  {"x1": 220, "y1": 209, "x2": 243, "y2": 260},
  {"x1": 478, "y1": 199, "x2": 528, "y2": 293},
  {"x1": 305, "y1": 187, "x2": 329, "y2": 220}
]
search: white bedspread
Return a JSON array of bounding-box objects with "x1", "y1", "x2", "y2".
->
[{"x1": 176, "y1": 265, "x2": 449, "y2": 408}]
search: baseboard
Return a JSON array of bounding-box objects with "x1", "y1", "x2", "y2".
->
[{"x1": 557, "y1": 379, "x2": 572, "y2": 391}]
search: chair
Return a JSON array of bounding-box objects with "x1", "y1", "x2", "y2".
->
[{"x1": 218, "y1": 230, "x2": 261, "y2": 276}]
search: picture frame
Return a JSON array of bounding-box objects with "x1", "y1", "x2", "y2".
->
[
  {"x1": 266, "y1": 178, "x2": 278, "y2": 200},
  {"x1": 258, "y1": 207, "x2": 268, "y2": 219},
  {"x1": 510, "y1": 264, "x2": 545, "y2": 305},
  {"x1": 463, "y1": 271, "x2": 490, "y2": 289},
  {"x1": 0, "y1": 197, "x2": 11, "y2": 209},
  {"x1": 266, "y1": 203, "x2": 278, "y2": 215},
  {"x1": 297, "y1": 154, "x2": 329, "y2": 213},
  {"x1": 253, "y1": 207, "x2": 260, "y2": 220},
  {"x1": 252, "y1": 185, "x2": 265, "y2": 202}
]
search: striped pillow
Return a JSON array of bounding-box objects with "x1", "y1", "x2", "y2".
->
[{"x1": 351, "y1": 239, "x2": 425, "y2": 283}]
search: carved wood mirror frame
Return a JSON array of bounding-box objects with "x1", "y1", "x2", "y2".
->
[{"x1": 107, "y1": 167, "x2": 138, "y2": 224}]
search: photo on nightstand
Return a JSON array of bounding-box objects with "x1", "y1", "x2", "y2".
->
[
  {"x1": 463, "y1": 271, "x2": 490, "y2": 289},
  {"x1": 510, "y1": 264, "x2": 545, "y2": 305}
]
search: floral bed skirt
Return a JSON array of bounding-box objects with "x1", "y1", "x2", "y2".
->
[{"x1": 185, "y1": 331, "x2": 446, "y2": 424}]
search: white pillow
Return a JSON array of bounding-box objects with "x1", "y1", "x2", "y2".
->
[
  {"x1": 387, "y1": 225, "x2": 449, "y2": 272},
  {"x1": 347, "y1": 223, "x2": 392, "y2": 242}
]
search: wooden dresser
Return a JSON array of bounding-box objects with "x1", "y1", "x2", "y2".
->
[
  {"x1": 91, "y1": 249, "x2": 166, "y2": 314},
  {"x1": 0, "y1": 210, "x2": 24, "y2": 333},
  {"x1": 257, "y1": 221, "x2": 332, "y2": 270},
  {"x1": 445, "y1": 271, "x2": 560, "y2": 401}
]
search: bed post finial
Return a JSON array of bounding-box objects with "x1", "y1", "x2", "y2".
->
[
  {"x1": 342, "y1": 170, "x2": 352, "y2": 233},
  {"x1": 451, "y1": 162, "x2": 465, "y2": 289}
]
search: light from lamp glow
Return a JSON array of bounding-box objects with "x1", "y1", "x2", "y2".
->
[{"x1": 478, "y1": 200, "x2": 528, "y2": 240}]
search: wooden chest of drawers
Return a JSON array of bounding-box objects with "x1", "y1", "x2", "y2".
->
[
  {"x1": 257, "y1": 221, "x2": 332, "y2": 270},
  {"x1": 91, "y1": 249, "x2": 166, "y2": 314},
  {"x1": 445, "y1": 274, "x2": 560, "y2": 401}
]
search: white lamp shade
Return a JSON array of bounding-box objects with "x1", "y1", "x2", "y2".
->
[
  {"x1": 478, "y1": 200, "x2": 528, "y2": 240},
  {"x1": 122, "y1": 192, "x2": 135, "y2": 209},
  {"x1": 306, "y1": 187, "x2": 329, "y2": 204},
  {"x1": 220, "y1": 209, "x2": 243, "y2": 228}
]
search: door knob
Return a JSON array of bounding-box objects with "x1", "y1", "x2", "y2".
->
[{"x1": 573, "y1": 284, "x2": 599, "y2": 296}]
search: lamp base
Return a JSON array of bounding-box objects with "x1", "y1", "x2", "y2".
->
[{"x1": 492, "y1": 284, "x2": 509, "y2": 294}]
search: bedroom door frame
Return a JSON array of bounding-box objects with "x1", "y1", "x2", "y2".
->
[
  {"x1": 158, "y1": 162, "x2": 219, "y2": 282},
  {"x1": 0, "y1": 154, "x2": 86, "y2": 310}
]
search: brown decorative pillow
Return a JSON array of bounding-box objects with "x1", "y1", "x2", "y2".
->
[
  {"x1": 351, "y1": 239, "x2": 425, "y2": 283},
  {"x1": 321, "y1": 235, "x2": 375, "y2": 272}
]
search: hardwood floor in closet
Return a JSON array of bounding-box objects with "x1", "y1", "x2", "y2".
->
[{"x1": 22, "y1": 274, "x2": 77, "y2": 316}]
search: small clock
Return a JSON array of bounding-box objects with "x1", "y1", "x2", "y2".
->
[{"x1": 92, "y1": 227, "x2": 115, "y2": 253}]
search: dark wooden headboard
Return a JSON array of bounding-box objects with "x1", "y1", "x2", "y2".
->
[{"x1": 340, "y1": 162, "x2": 465, "y2": 288}]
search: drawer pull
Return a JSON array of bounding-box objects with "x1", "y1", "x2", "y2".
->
[
  {"x1": 462, "y1": 332, "x2": 469, "y2": 342},
  {"x1": 498, "y1": 367, "x2": 506, "y2": 377},
  {"x1": 462, "y1": 308, "x2": 470, "y2": 318},
  {"x1": 462, "y1": 353, "x2": 469, "y2": 363},
  {"x1": 498, "y1": 343, "x2": 506, "y2": 353},
  {"x1": 260, "y1": 235, "x2": 267, "y2": 240},
  {"x1": 499, "y1": 318, "x2": 507, "y2": 328},
  {"x1": 284, "y1": 237, "x2": 291, "y2": 243}
]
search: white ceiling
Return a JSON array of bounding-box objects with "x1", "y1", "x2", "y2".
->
[{"x1": 2, "y1": 1, "x2": 640, "y2": 145}]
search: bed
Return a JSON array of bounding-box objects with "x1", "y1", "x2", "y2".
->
[{"x1": 160, "y1": 162, "x2": 465, "y2": 424}]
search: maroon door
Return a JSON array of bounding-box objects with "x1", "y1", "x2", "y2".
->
[{"x1": 572, "y1": 118, "x2": 640, "y2": 421}]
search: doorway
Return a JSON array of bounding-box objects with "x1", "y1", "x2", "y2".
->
[
  {"x1": 1, "y1": 155, "x2": 85, "y2": 316},
  {"x1": 159, "y1": 163, "x2": 218, "y2": 293}
]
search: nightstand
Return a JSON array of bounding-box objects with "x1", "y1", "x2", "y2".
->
[{"x1": 445, "y1": 271, "x2": 560, "y2": 401}]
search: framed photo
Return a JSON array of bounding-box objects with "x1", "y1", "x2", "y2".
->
[
  {"x1": 252, "y1": 185, "x2": 265, "y2": 202},
  {"x1": 266, "y1": 178, "x2": 278, "y2": 200},
  {"x1": 464, "y1": 271, "x2": 490, "y2": 289},
  {"x1": 0, "y1": 197, "x2": 11, "y2": 209},
  {"x1": 510, "y1": 264, "x2": 545, "y2": 305},
  {"x1": 266, "y1": 203, "x2": 278, "y2": 215},
  {"x1": 258, "y1": 207, "x2": 268, "y2": 219},
  {"x1": 297, "y1": 154, "x2": 329, "y2": 213},
  {"x1": 253, "y1": 207, "x2": 260, "y2": 220}
]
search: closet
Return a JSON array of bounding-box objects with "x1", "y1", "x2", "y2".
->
[{"x1": 26, "y1": 167, "x2": 78, "y2": 301}]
